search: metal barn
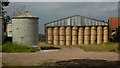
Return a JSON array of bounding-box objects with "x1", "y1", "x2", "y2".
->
[{"x1": 45, "y1": 15, "x2": 109, "y2": 45}]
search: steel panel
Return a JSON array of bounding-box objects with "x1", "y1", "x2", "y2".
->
[{"x1": 45, "y1": 15, "x2": 108, "y2": 27}]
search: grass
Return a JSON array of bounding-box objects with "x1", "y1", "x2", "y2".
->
[
  {"x1": 2, "y1": 42, "x2": 39, "y2": 53},
  {"x1": 39, "y1": 42, "x2": 119, "y2": 52},
  {"x1": 79, "y1": 42, "x2": 119, "y2": 52}
]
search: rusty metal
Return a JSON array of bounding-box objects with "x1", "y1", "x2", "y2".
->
[{"x1": 12, "y1": 11, "x2": 39, "y2": 46}]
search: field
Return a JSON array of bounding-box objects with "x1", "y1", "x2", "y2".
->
[
  {"x1": 39, "y1": 42, "x2": 119, "y2": 52},
  {"x1": 1, "y1": 42, "x2": 120, "y2": 67}
]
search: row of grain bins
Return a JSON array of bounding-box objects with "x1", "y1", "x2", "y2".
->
[{"x1": 45, "y1": 15, "x2": 109, "y2": 45}]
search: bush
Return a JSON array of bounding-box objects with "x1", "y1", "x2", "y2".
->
[
  {"x1": 112, "y1": 26, "x2": 120, "y2": 42},
  {"x1": 2, "y1": 42, "x2": 39, "y2": 53}
]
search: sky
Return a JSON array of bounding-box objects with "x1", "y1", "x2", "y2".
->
[
  {"x1": 4, "y1": 2, "x2": 118, "y2": 34},
  {"x1": 9, "y1": 0, "x2": 120, "y2": 2}
]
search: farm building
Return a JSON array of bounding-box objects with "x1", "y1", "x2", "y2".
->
[
  {"x1": 45, "y1": 15, "x2": 109, "y2": 45},
  {"x1": 109, "y1": 17, "x2": 120, "y2": 32}
]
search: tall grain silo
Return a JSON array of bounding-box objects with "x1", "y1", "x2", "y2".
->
[
  {"x1": 78, "y1": 27, "x2": 84, "y2": 45},
  {"x1": 97, "y1": 26, "x2": 102, "y2": 44},
  {"x1": 91, "y1": 27, "x2": 97, "y2": 44},
  {"x1": 103, "y1": 26, "x2": 108, "y2": 43},
  {"x1": 59, "y1": 27, "x2": 65, "y2": 45},
  {"x1": 72, "y1": 26, "x2": 78, "y2": 45},
  {"x1": 66, "y1": 27, "x2": 72, "y2": 45},
  {"x1": 12, "y1": 11, "x2": 39, "y2": 46},
  {"x1": 47, "y1": 28, "x2": 53, "y2": 44},
  {"x1": 53, "y1": 27, "x2": 59, "y2": 45},
  {"x1": 84, "y1": 27, "x2": 90, "y2": 45}
]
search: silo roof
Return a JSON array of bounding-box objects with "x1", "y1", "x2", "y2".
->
[{"x1": 12, "y1": 11, "x2": 39, "y2": 19}]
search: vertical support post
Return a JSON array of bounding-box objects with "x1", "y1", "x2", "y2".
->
[
  {"x1": 45, "y1": 24, "x2": 47, "y2": 43},
  {"x1": 0, "y1": 1, "x2": 2, "y2": 45}
]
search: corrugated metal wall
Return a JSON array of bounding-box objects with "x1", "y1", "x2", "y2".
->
[{"x1": 12, "y1": 19, "x2": 39, "y2": 46}]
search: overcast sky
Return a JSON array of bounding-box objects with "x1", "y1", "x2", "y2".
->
[
  {"x1": 9, "y1": 0, "x2": 120, "y2": 2},
  {"x1": 5, "y1": 2, "x2": 118, "y2": 34}
]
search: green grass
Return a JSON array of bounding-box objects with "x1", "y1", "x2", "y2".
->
[
  {"x1": 2, "y1": 42, "x2": 39, "y2": 53},
  {"x1": 79, "y1": 42, "x2": 119, "y2": 52}
]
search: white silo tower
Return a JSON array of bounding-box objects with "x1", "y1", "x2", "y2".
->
[{"x1": 12, "y1": 11, "x2": 39, "y2": 46}]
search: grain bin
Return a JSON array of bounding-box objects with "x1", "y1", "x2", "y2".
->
[
  {"x1": 47, "y1": 28, "x2": 53, "y2": 44},
  {"x1": 72, "y1": 26, "x2": 78, "y2": 45},
  {"x1": 103, "y1": 26, "x2": 108, "y2": 43},
  {"x1": 59, "y1": 27, "x2": 65, "y2": 45},
  {"x1": 84, "y1": 27, "x2": 90, "y2": 45},
  {"x1": 90, "y1": 27, "x2": 97, "y2": 44},
  {"x1": 97, "y1": 26, "x2": 102, "y2": 44},
  {"x1": 53, "y1": 27, "x2": 59, "y2": 45},
  {"x1": 66, "y1": 27, "x2": 72, "y2": 45},
  {"x1": 12, "y1": 11, "x2": 39, "y2": 46},
  {"x1": 78, "y1": 27, "x2": 84, "y2": 45}
]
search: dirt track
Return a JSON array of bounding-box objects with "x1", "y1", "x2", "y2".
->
[{"x1": 2, "y1": 48, "x2": 120, "y2": 66}]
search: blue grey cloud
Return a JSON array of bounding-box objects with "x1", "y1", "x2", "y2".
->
[{"x1": 5, "y1": 2, "x2": 118, "y2": 34}]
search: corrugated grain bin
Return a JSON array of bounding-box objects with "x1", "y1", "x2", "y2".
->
[
  {"x1": 97, "y1": 26, "x2": 102, "y2": 35},
  {"x1": 66, "y1": 36, "x2": 71, "y2": 40},
  {"x1": 78, "y1": 36, "x2": 83, "y2": 45},
  {"x1": 12, "y1": 11, "x2": 39, "y2": 46},
  {"x1": 48, "y1": 36, "x2": 53, "y2": 40},
  {"x1": 53, "y1": 41, "x2": 59, "y2": 45},
  {"x1": 59, "y1": 27, "x2": 65, "y2": 45},
  {"x1": 66, "y1": 27, "x2": 72, "y2": 45},
  {"x1": 54, "y1": 36, "x2": 59, "y2": 40},
  {"x1": 97, "y1": 26, "x2": 102, "y2": 44},
  {"x1": 78, "y1": 27, "x2": 84, "y2": 35},
  {"x1": 91, "y1": 36, "x2": 96, "y2": 44},
  {"x1": 60, "y1": 36, "x2": 65, "y2": 45},
  {"x1": 84, "y1": 27, "x2": 90, "y2": 45},
  {"x1": 72, "y1": 26, "x2": 78, "y2": 45},
  {"x1": 66, "y1": 27, "x2": 71, "y2": 35},
  {"x1": 91, "y1": 27, "x2": 97, "y2": 44},
  {"x1": 59, "y1": 27, "x2": 65, "y2": 35},
  {"x1": 72, "y1": 36, "x2": 77, "y2": 45},
  {"x1": 53, "y1": 27, "x2": 59, "y2": 36},
  {"x1": 47, "y1": 28, "x2": 53, "y2": 44},
  {"x1": 60, "y1": 36, "x2": 65, "y2": 40},
  {"x1": 78, "y1": 27, "x2": 84, "y2": 45},
  {"x1": 84, "y1": 36, "x2": 90, "y2": 45},
  {"x1": 103, "y1": 27, "x2": 108, "y2": 43},
  {"x1": 72, "y1": 26, "x2": 78, "y2": 35},
  {"x1": 53, "y1": 27, "x2": 59, "y2": 45},
  {"x1": 48, "y1": 28, "x2": 53, "y2": 35},
  {"x1": 60, "y1": 41, "x2": 65, "y2": 45},
  {"x1": 53, "y1": 36, "x2": 59, "y2": 45},
  {"x1": 84, "y1": 27, "x2": 90, "y2": 36}
]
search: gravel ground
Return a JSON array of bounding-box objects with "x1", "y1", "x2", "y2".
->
[{"x1": 2, "y1": 48, "x2": 120, "y2": 66}]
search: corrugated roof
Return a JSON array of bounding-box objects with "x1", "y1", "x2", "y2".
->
[
  {"x1": 109, "y1": 17, "x2": 120, "y2": 30},
  {"x1": 12, "y1": 11, "x2": 39, "y2": 19},
  {"x1": 45, "y1": 15, "x2": 108, "y2": 27}
]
